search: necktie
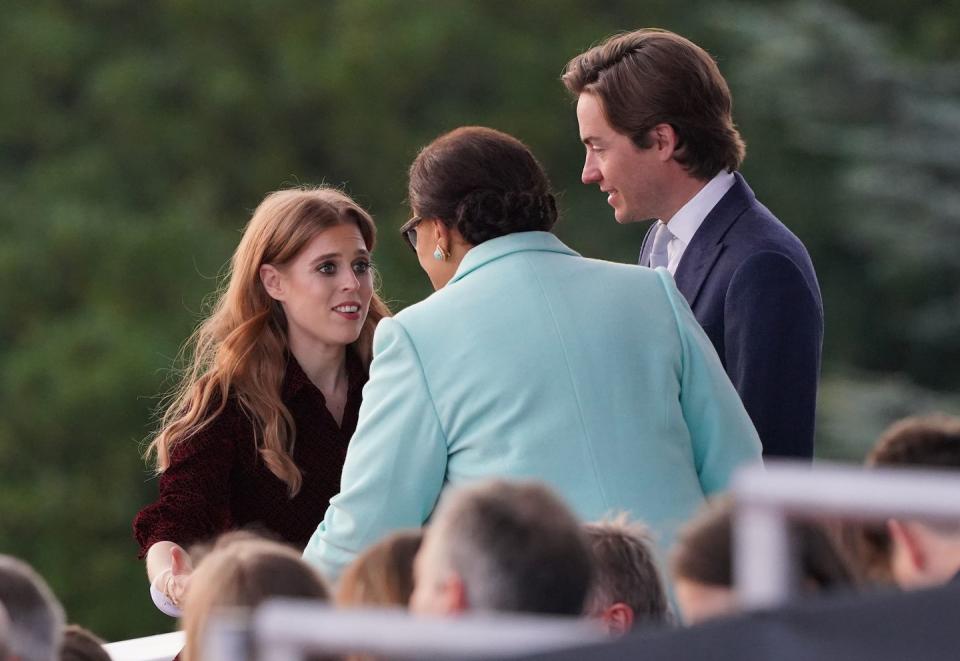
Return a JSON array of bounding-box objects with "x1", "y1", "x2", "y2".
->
[{"x1": 648, "y1": 222, "x2": 673, "y2": 269}]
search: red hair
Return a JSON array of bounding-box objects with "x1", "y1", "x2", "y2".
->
[{"x1": 147, "y1": 187, "x2": 390, "y2": 494}]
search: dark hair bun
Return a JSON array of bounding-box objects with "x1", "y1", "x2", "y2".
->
[{"x1": 454, "y1": 190, "x2": 558, "y2": 245}]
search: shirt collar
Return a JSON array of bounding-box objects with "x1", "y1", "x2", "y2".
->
[{"x1": 665, "y1": 170, "x2": 736, "y2": 244}]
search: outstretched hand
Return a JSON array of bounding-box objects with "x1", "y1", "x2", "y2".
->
[{"x1": 165, "y1": 543, "x2": 193, "y2": 607}]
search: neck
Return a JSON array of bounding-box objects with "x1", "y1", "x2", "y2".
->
[
  {"x1": 432, "y1": 240, "x2": 473, "y2": 290},
  {"x1": 287, "y1": 333, "x2": 348, "y2": 394},
  {"x1": 661, "y1": 172, "x2": 712, "y2": 225}
]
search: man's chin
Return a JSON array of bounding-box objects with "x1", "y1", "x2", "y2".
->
[
  {"x1": 613, "y1": 207, "x2": 631, "y2": 224},
  {"x1": 614, "y1": 208, "x2": 654, "y2": 225}
]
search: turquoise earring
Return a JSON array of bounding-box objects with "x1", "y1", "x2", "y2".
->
[{"x1": 433, "y1": 245, "x2": 448, "y2": 261}]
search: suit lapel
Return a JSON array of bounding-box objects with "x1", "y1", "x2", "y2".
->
[{"x1": 673, "y1": 172, "x2": 755, "y2": 306}]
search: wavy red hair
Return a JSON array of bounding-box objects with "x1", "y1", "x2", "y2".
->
[{"x1": 147, "y1": 187, "x2": 390, "y2": 495}]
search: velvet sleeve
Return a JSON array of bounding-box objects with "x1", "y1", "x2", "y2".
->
[{"x1": 132, "y1": 410, "x2": 241, "y2": 558}]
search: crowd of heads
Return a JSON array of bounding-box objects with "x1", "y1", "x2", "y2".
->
[{"x1": 3, "y1": 413, "x2": 960, "y2": 658}]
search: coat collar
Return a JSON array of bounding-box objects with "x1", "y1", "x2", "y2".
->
[
  {"x1": 673, "y1": 172, "x2": 755, "y2": 305},
  {"x1": 448, "y1": 231, "x2": 580, "y2": 285}
]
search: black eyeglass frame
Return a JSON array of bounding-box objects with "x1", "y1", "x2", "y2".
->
[{"x1": 400, "y1": 215, "x2": 423, "y2": 252}]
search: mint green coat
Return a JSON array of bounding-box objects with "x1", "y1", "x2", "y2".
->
[{"x1": 304, "y1": 232, "x2": 761, "y2": 579}]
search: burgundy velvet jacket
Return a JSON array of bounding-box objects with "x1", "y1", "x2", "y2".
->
[{"x1": 133, "y1": 353, "x2": 366, "y2": 558}]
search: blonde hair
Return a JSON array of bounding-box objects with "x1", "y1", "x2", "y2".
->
[
  {"x1": 181, "y1": 536, "x2": 329, "y2": 661},
  {"x1": 147, "y1": 187, "x2": 390, "y2": 495},
  {"x1": 335, "y1": 529, "x2": 423, "y2": 608}
]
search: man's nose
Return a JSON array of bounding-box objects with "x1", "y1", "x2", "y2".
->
[{"x1": 582, "y1": 154, "x2": 601, "y2": 185}]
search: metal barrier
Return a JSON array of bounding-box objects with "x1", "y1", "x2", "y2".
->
[
  {"x1": 111, "y1": 462, "x2": 960, "y2": 660},
  {"x1": 731, "y1": 460, "x2": 960, "y2": 609},
  {"x1": 103, "y1": 630, "x2": 183, "y2": 661},
  {"x1": 204, "y1": 602, "x2": 604, "y2": 661}
]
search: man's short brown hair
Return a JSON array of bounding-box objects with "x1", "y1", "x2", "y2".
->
[
  {"x1": 671, "y1": 498, "x2": 855, "y2": 592},
  {"x1": 868, "y1": 414, "x2": 960, "y2": 468},
  {"x1": 584, "y1": 515, "x2": 670, "y2": 627},
  {"x1": 429, "y1": 480, "x2": 592, "y2": 616},
  {"x1": 562, "y1": 29, "x2": 745, "y2": 180},
  {"x1": 867, "y1": 414, "x2": 960, "y2": 538}
]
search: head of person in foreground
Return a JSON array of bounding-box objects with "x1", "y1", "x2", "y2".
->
[
  {"x1": 869, "y1": 414, "x2": 960, "y2": 590},
  {"x1": 583, "y1": 515, "x2": 671, "y2": 635},
  {"x1": 336, "y1": 529, "x2": 423, "y2": 608},
  {"x1": 180, "y1": 534, "x2": 330, "y2": 661},
  {"x1": 0, "y1": 554, "x2": 65, "y2": 661},
  {"x1": 409, "y1": 480, "x2": 592, "y2": 616},
  {"x1": 670, "y1": 497, "x2": 856, "y2": 625}
]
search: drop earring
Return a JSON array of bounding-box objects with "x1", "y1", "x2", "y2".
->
[{"x1": 433, "y1": 245, "x2": 448, "y2": 261}]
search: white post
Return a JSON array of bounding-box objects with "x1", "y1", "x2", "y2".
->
[
  {"x1": 734, "y1": 501, "x2": 791, "y2": 609},
  {"x1": 258, "y1": 644, "x2": 303, "y2": 661},
  {"x1": 731, "y1": 461, "x2": 960, "y2": 610},
  {"x1": 203, "y1": 609, "x2": 253, "y2": 661},
  {"x1": 250, "y1": 602, "x2": 603, "y2": 659}
]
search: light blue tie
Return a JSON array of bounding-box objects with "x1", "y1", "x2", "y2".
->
[{"x1": 648, "y1": 222, "x2": 673, "y2": 269}]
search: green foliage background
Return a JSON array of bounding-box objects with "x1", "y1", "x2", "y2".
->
[{"x1": 1, "y1": 0, "x2": 958, "y2": 640}]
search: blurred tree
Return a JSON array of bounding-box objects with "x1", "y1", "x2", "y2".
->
[{"x1": 709, "y1": 2, "x2": 960, "y2": 457}]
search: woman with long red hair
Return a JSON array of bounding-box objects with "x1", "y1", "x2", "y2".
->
[{"x1": 134, "y1": 187, "x2": 389, "y2": 616}]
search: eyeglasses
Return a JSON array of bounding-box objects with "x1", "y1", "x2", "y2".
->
[{"x1": 400, "y1": 215, "x2": 423, "y2": 252}]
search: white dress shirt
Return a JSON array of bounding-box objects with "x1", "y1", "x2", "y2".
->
[{"x1": 657, "y1": 170, "x2": 736, "y2": 274}]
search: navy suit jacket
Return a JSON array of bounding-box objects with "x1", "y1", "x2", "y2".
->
[{"x1": 639, "y1": 173, "x2": 823, "y2": 459}]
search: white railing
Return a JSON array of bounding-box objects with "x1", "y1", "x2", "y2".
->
[
  {"x1": 103, "y1": 630, "x2": 183, "y2": 661},
  {"x1": 205, "y1": 602, "x2": 603, "y2": 661},
  {"x1": 110, "y1": 462, "x2": 960, "y2": 660},
  {"x1": 731, "y1": 460, "x2": 960, "y2": 610}
]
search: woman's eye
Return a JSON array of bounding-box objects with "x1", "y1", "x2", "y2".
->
[
  {"x1": 316, "y1": 262, "x2": 336, "y2": 275},
  {"x1": 353, "y1": 261, "x2": 371, "y2": 274}
]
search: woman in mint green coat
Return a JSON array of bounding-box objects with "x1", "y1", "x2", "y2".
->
[{"x1": 304, "y1": 127, "x2": 761, "y2": 580}]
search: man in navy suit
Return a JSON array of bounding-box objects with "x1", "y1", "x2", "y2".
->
[{"x1": 563, "y1": 29, "x2": 822, "y2": 459}]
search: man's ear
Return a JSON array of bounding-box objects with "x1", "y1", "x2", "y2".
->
[
  {"x1": 259, "y1": 264, "x2": 284, "y2": 301},
  {"x1": 888, "y1": 519, "x2": 927, "y2": 572},
  {"x1": 599, "y1": 602, "x2": 635, "y2": 636},
  {"x1": 443, "y1": 571, "x2": 469, "y2": 615},
  {"x1": 650, "y1": 123, "x2": 680, "y2": 161}
]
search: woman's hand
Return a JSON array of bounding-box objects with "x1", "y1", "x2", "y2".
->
[
  {"x1": 162, "y1": 544, "x2": 193, "y2": 606},
  {"x1": 146, "y1": 541, "x2": 194, "y2": 616}
]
